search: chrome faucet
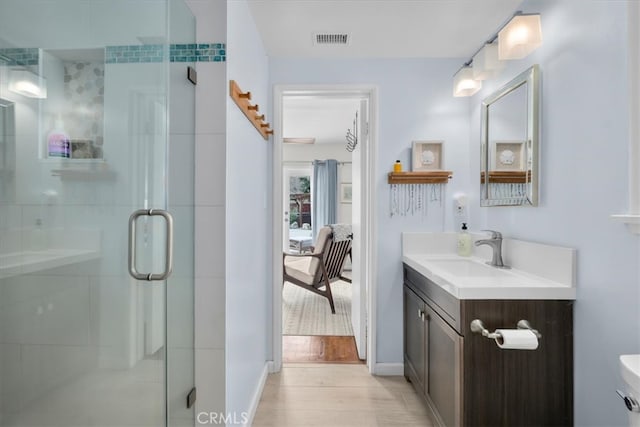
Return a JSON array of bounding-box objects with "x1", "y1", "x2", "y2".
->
[{"x1": 474, "y1": 230, "x2": 510, "y2": 269}]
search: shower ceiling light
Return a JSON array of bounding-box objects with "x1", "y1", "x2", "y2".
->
[
  {"x1": 8, "y1": 69, "x2": 47, "y2": 99},
  {"x1": 498, "y1": 14, "x2": 543, "y2": 60},
  {"x1": 472, "y1": 43, "x2": 505, "y2": 80},
  {"x1": 453, "y1": 66, "x2": 481, "y2": 97}
]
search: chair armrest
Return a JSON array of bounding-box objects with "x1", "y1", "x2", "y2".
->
[{"x1": 283, "y1": 252, "x2": 322, "y2": 259}]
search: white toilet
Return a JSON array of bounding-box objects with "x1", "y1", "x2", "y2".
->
[{"x1": 620, "y1": 354, "x2": 640, "y2": 426}]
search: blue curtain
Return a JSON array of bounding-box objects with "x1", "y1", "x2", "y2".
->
[{"x1": 312, "y1": 159, "x2": 338, "y2": 241}]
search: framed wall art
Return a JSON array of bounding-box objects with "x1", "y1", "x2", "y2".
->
[{"x1": 412, "y1": 141, "x2": 443, "y2": 171}]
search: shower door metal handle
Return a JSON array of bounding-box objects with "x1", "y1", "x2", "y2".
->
[{"x1": 128, "y1": 209, "x2": 174, "y2": 281}]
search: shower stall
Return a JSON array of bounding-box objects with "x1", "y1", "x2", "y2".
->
[{"x1": 0, "y1": 1, "x2": 196, "y2": 425}]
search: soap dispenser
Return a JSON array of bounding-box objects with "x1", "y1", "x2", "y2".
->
[{"x1": 457, "y1": 222, "x2": 472, "y2": 257}]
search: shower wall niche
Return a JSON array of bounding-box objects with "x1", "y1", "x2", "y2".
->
[{"x1": 42, "y1": 49, "x2": 105, "y2": 160}]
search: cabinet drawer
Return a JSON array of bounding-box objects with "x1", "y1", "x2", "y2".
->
[{"x1": 404, "y1": 264, "x2": 461, "y2": 333}]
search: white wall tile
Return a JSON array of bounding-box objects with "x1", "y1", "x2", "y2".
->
[
  {"x1": 168, "y1": 205, "x2": 195, "y2": 278},
  {"x1": 170, "y1": 64, "x2": 197, "y2": 136},
  {"x1": 195, "y1": 63, "x2": 227, "y2": 135},
  {"x1": 167, "y1": 276, "x2": 194, "y2": 349},
  {"x1": 195, "y1": 277, "x2": 225, "y2": 349},
  {"x1": 167, "y1": 347, "x2": 195, "y2": 423},
  {"x1": 195, "y1": 133, "x2": 225, "y2": 206},
  {"x1": 195, "y1": 206, "x2": 225, "y2": 278},
  {"x1": 169, "y1": 134, "x2": 195, "y2": 207},
  {"x1": 195, "y1": 348, "x2": 225, "y2": 417}
]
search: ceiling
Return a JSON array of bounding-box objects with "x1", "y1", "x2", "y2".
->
[
  {"x1": 254, "y1": 1, "x2": 524, "y2": 145},
  {"x1": 247, "y1": 0, "x2": 523, "y2": 59},
  {"x1": 283, "y1": 96, "x2": 362, "y2": 144}
]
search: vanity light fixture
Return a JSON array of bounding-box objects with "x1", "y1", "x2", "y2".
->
[
  {"x1": 472, "y1": 43, "x2": 505, "y2": 80},
  {"x1": 453, "y1": 66, "x2": 482, "y2": 97},
  {"x1": 8, "y1": 69, "x2": 47, "y2": 99},
  {"x1": 452, "y1": 11, "x2": 542, "y2": 97},
  {"x1": 498, "y1": 14, "x2": 543, "y2": 60}
]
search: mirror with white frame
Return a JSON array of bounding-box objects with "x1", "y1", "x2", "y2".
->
[{"x1": 481, "y1": 64, "x2": 540, "y2": 206}]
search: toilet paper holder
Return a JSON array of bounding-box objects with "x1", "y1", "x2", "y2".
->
[{"x1": 470, "y1": 319, "x2": 542, "y2": 339}]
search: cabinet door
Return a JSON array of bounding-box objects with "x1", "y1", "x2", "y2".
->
[
  {"x1": 425, "y1": 304, "x2": 463, "y2": 427},
  {"x1": 403, "y1": 286, "x2": 425, "y2": 393}
]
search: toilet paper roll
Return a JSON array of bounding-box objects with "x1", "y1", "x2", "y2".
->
[{"x1": 494, "y1": 329, "x2": 539, "y2": 350}]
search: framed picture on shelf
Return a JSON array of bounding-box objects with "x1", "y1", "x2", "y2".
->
[
  {"x1": 492, "y1": 141, "x2": 525, "y2": 171},
  {"x1": 339, "y1": 182, "x2": 352, "y2": 203},
  {"x1": 412, "y1": 141, "x2": 443, "y2": 171}
]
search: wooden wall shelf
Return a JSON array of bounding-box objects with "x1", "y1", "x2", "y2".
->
[
  {"x1": 481, "y1": 170, "x2": 531, "y2": 184},
  {"x1": 388, "y1": 171, "x2": 452, "y2": 184},
  {"x1": 229, "y1": 80, "x2": 273, "y2": 140}
]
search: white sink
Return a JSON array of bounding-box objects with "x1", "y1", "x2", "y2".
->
[
  {"x1": 425, "y1": 258, "x2": 514, "y2": 278},
  {"x1": 402, "y1": 254, "x2": 576, "y2": 300},
  {"x1": 621, "y1": 354, "x2": 640, "y2": 392}
]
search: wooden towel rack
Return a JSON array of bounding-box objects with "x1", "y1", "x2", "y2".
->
[{"x1": 229, "y1": 80, "x2": 273, "y2": 140}]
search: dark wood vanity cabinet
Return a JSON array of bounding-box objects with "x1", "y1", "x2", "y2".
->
[{"x1": 403, "y1": 264, "x2": 573, "y2": 427}]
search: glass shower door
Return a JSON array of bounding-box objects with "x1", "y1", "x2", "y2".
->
[{"x1": 0, "y1": 1, "x2": 195, "y2": 426}]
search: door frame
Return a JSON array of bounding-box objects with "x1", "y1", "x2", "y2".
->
[{"x1": 271, "y1": 84, "x2": 378, "y2": 373}]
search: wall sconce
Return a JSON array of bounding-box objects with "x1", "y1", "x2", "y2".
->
[
  {"x1": 452, "y1": 11, "x2": 542, "y2": 97},
  {"x1": 498, "y1": 14, "x2": 543, "y2": 60},
  {"x1": 453, "y1": 66, "x2": 482, "y2": 97},
  {"x1": 8, "y1": 69, "x2": 47, "y2": 99}
]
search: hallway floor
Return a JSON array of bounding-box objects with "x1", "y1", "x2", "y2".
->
[
  {"x1": 252, "y1": 364, "x2": 435, "y2": 426},
  {"x1": 283, "y1": 335, "x2": 362, "y2": 363}
]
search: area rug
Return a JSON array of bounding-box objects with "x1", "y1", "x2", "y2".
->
[{"x1": 282, "y1": 280, "x2": 353, "y2": 336}]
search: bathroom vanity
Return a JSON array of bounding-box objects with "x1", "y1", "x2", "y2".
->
[{"x1": 402, "y1": 233, "x2": 575, "y2": 427}]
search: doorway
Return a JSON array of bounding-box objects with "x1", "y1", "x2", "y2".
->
[{"x1": 272, "y1": 85, "x2": 378, "y2": 372}]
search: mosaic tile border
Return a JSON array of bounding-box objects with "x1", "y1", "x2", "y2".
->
[
  {"x1": 1, "y1": 43, "x2": 225, "y2": 66},
  {"x1": 106, "y1": 43, "x2": 226, "y2": 64},
  {"x1": 0, "y1": 48, "x2": 39, "y2": 66}
]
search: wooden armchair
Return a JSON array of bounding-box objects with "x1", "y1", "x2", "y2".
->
[{"x1": 283, "y1": 226, "x2": 352, "y2": 314}]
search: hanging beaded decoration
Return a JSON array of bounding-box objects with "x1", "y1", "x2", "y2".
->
[{"x1": 389, "y1": 183, "x2": 444, "y2": 217}]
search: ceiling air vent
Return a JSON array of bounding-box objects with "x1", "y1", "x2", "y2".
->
[{"x1": 314, "y1": 33, "x2": 350, "y2": 46}]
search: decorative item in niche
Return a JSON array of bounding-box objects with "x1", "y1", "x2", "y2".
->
[
  {"x1": 61, "y1": 61, "x2": 104, "y2": 159},
  {"x1": 340, "y1": 183, "x2": 352, "y2": 203},
  {"x1": 71, "y1": 139, "x2": 103, "y2": 159},
  {"x1": 494, "y1": 141, "x2": 524, "y2": 171},
  {"x1": 412, "y1": 141, "x2": 443, "y2": 171}
]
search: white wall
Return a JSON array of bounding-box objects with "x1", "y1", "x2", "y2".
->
[
  {"x1": 468, "y1": 1, "x2": 639, "y2": 425},
  {"x1": 226, "y1": 0, "x2": 271, "y2": 419},
  {"x1": 270, "y1": 58, "x2": 471, "y2": 363}
]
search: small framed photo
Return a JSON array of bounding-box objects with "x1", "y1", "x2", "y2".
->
[
  {"x1": 493, "y1": 141, "x2": 524, "y2": 171},
  {"x1": 412, "y1": 141, "x2": 443, "y2": 171},
  {"x1": 340, "y1": 182, "x2": 352, "y2": 203}
]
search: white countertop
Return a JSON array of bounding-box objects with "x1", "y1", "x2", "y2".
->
[
  {"x1": 402, "y1": 232, "x2": 576, "y2": 300},
  {"x1": 403, "y1": 254, "x2": 576, "y2": 300}
]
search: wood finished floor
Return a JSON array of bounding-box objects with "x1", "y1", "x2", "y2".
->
[
  {"x1": 253, "y1": 363, "x2": 435, "y2": 427},
  {"x1": 283, "y1": 335, "x2": 363, "y2": 363}
]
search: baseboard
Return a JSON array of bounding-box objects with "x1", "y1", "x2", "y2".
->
[
  {"x1": 244, "y1": 362, "x2": 270, "y2": 427},
  {"x1": 373, "y1": 363, "x2": 404, "y2": 376}
]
